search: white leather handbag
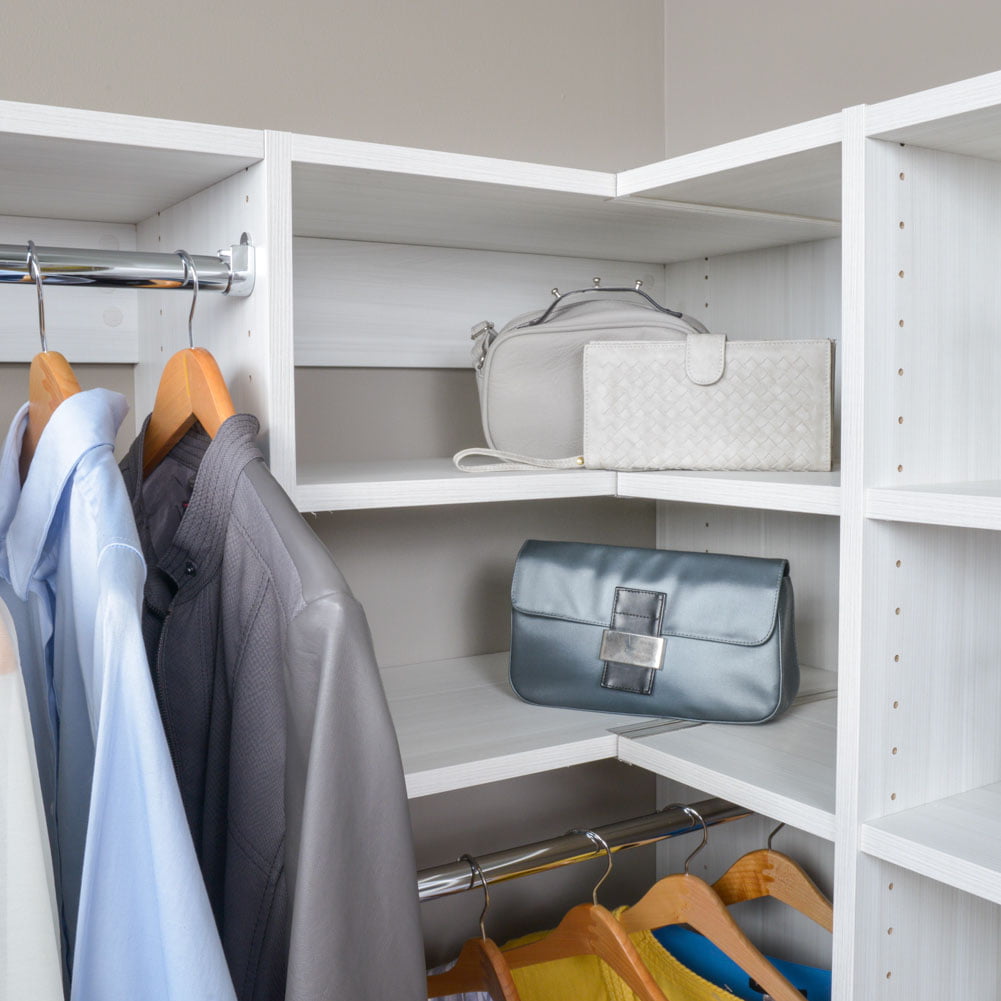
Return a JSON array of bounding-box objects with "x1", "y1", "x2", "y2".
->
[
  {"x1": 469, "y1": 282, "x2": 708, "y2": 459},
  {"x1": 456, "y1": 330, "x2": 834, "y2": 473}
]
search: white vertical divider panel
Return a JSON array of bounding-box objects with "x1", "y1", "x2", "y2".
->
[
  {"x1": 134, "y1": 159, "x2": 271, "y2": 450},
  {"x1": 862, "y1": 522, "x2": 1001, "y2": 815},
  {"x1": 854, "y1": 859, "x2": 1001, "y2": 997},
  {"x1": 866, "y1": 143, "x2": 1001, "y2": 486},
  {"x1": 263, "y1": 132, "x2": 296, "y2": 493},
  {"x1": 833, "y1": 105, "x2": 867, "y2": 1001}
]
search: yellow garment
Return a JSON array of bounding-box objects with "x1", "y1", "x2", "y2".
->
[{"x1": 502, "y1": 907, "x2": 738, "y2": 1001}]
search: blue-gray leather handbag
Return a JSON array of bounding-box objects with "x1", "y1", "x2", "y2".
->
[{"x1": 510, "y1": 540, "x2": 799, "y2": 723}]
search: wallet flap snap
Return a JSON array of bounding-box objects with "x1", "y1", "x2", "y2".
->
[{"x1": 684, "y1": 331, "x2": 727, "y2": 385}]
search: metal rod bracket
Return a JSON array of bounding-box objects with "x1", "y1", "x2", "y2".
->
[{"x1": 218, "y1": 232, "x2": 255, "y2": 297}]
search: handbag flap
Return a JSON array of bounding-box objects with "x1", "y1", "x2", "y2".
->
[{"x1": 511, "y1": 540, "x2": 788, "y2": 647}]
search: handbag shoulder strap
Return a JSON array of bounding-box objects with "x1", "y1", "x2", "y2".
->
[{"x1": 453, "y1": 447, "x2": 585, "y2": 473}]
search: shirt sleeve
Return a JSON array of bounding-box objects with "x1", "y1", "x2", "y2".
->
[{"x1": 69, "y1": 545, "x2": 237, "y2": 1001}]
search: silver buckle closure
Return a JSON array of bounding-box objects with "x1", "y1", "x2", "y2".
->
[{"x1": 599, "y1": 629, "x2": 666, "y2": 671}]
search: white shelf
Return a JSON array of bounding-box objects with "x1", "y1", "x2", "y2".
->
[
  {"x1": 294, "y1": 459, "x2": 618, "y2": 512},
  {"x1": 383, "y1": 653, "x2": 627, "y2": 799},
  {"x1": 617, "y1": 115, "x2": 842, "y2": 220},
  {"x1": 0, "y1": 100, "x2": 262, "y2": 223},
  {"x1": 385, "y1": 652, "x2": 838, "y2": 824},
  {"x1": 293, "y1": 461, "x2": 844, "y2": 514},
  {"x1": 617, "y1": 694, "x2": 838, "y2": 841},
  {"x1": 618, "y1": 468, "x2": 841, "y2": 516},
  {"x1": 861, "y1": 783, "x2": 1001, "y2": 906},
  {"x1": 866, "y1": 482, "x2": 1001, "y2": 531},
  {"x1": 866, "y1": 70, "x2": 1001, "y2": 161},
  {"x1": 290, "y1": 131, "x2": 840, "y2": 262}
]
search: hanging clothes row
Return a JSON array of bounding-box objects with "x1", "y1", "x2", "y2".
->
[
  {"x1": 0, "y1": 243, "x2": 426, "y2": 1001},
  {"x1": 426, "y1": 806, "x2": 833, "y2": 1001}
]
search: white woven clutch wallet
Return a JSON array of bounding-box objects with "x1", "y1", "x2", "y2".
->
[
  {"x1": 454, "y1": 332, "x2": 833, "y2": 473},
  {"x1": 584, "y1": 336, "x2": 833, "y2": 472}
]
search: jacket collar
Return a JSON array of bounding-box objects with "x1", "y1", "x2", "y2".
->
[
  {"x1": 121, "y1": 412, "x2": 262, "y2": 596},
  {"x1": 0, "y1": 390, "x2": 129, "y2": 596}
]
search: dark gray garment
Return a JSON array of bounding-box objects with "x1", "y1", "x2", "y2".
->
[{"x1": 120, "y1": 415, "x2": 425, "y2": 1001}]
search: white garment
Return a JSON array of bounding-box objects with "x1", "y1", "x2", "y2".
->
[{"x1": 0, "y1": 596, "x2": 64, "y2": 1001}]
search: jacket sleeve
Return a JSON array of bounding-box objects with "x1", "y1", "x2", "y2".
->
[{"x1": 283, "y1": 590, "x2": 426, "y2": 1001}]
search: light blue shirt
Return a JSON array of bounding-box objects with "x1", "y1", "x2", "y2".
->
[{"x1": 0, "y1": 390, "x2": 237, "y2": 1001}]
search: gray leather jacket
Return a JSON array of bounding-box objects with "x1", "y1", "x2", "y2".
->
[{"x1": 121, "y1": 415, "x2": 424, "y2": 1001}]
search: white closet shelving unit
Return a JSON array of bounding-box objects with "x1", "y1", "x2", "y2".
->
[{"x1": 6, "y1": 67, "x2": 1001, "y2": 1000}]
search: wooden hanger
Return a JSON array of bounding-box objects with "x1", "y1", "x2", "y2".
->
[
  {"x1": 426, "y1": 855, "x2": 521, "y2": 1001},
  {"x1": 617, "y1": 807, "x2": 805, "y2": 1001},
  {"x1": 711, "y1": 824, "x2": 834, "y2": 933},
  {"x1": 503, "y1": 902, "x2": 668, "y2": 1001},
  {"x1": 19, "y1": 242, "x2": 81, "y2": 483},
  {"x1": 501, "y1": 829, "x2": 668, "y2": 1001},
  {"x1": 142, "y1": 251, "x2": 235, "y2": 475},
  {"x1": 427, "y1": 937, "x2": 521, "y2": 1001}
]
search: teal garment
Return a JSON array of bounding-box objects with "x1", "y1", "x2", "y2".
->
[{"x1": 652, "y1": 925, "x2": 831, "y2": 1001}]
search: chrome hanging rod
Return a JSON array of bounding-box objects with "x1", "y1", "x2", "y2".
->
[
  {"x1": 417, "y1": 796, "x2": 750, "y2": 903},
  {"x1": 0, "y1": 234, "x2": 255, "y2": 297}
]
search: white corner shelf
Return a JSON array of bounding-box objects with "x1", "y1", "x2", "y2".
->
[
  {"x1": 0, "y1": 100, "x2": 263, "y2": 223},
  {"x1": 618, "y1": 468, "x2": 841, "y2": 516},
  {"x1": 860, "y1": 783, "x2": 1001, "y2": 906},
  {"x1": 616, "y1": 114, "x2": 842, "y2": 221},
  {"x1": 617, "y1": 692, "x2": 838, "y2": 841},
  {"x1": 289, "y1": 125, "x2": 841, "y2": 263},
  {"x1": 385, "y1": 651, "x2": 838, "y2": 826},
  {"x1": 294, "y1": 459, "x2": 618, "y2": 512},
  {"x1": 294, "y1": 462, "x2": 843, "y2": 515},
  {"x1": 866, "y1": 481, "x2": 1001, "y2": 531},
  {"x1": 382, "y1": 652, "x2": 627, "y2": 798},
  {"x1": 865, "y1": 70, "x2": 1001, "y2": 161}
]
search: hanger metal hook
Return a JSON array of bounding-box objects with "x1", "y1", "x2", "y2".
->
[
  {"x1": 459, "y1": 853, "x2": 491, "y2": 941},
  {"x1": 175, "y1": 249, "x2": 198, "y2": 348},
  {"x1": 26, "y1": 241, "x2": 46, "y2": 352},
  {"x1": 567, "y1": 828, "x2": 613, "y2": 905},
  {"x1": 661, "y1": 802, "x2": 709, "y2": 874},
  {"x1": 681, "y1": 806, "x2": 708, "y2": 874},
  {"x1": 767, "y1": 821, "x2": 786, "y2": 850}
]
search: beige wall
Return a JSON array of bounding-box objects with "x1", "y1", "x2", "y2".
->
[
  {"x1": 0, "y1": 0, "x2": 665, "y2": 170},
  {"x1": 6, "y1": 2, "x2": 1001, "y2": 168},
  {"x1": 664, "y1": 0, "x2": 1001, "y2": 155}
]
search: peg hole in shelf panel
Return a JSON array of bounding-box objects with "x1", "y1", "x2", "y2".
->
[
  {"x1": 866, "y1": 859, "x2": 1001, "y2": 994},
  {"x1": 872, "y1": 521, "x2": 1001, "y2": 815}
]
